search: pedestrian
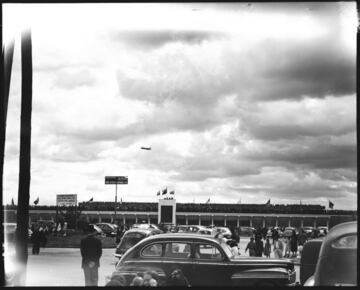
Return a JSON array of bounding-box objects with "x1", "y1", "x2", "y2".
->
[
  {"x1": 272, "y1": 228, "x2": 279, "y2": 244},
  {"x1": 284, "y1": 237, "x2": 291, "y2": 258},
  {"x1": 245, "y1": 237, "x2": 256, "y2": 257},
  {"x1": 31, "y1": 225, "x2": 41, "y2": 255},
  {"x1": 273, "y1": 237, "x2": 283, "y2": 259},
  {"x1": 264, "y1": 238, "x2": 271, "y2": 258},
  {"x1": 80, "y1": 224, "x2": 102, "y2": 286},
  {"x1": 255, "y1": 234, "x2": 264, "y2": 257},
  {"x1": 290, "y1": 229, "x2": 298, "y2": 257}
]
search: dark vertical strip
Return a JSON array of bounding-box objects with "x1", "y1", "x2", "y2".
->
[{"x1": 15, "y1": 30, "x2": 32, "y2": 286}]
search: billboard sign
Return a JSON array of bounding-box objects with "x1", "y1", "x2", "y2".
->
[
  {"x1": 56, "y1": 194, "x2": 77, "y2": 206},
  {"x1": 105, "y1": 176, "x2": 128, "y2": 184}
]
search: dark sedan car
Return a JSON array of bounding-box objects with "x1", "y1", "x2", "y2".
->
[
  {"x1": 114, "y1": 228, "x2": 163, "y2": 259},
  {"x1": 303, "y1": 221, "x2": 357, "y2": 286},
  {"x1": 112, "y1": 233, "x2": 296, "y2": 286}
]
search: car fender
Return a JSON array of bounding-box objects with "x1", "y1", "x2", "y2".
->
[{"x1": 231, "y1": 267, "x2": 294, "y2": 286}]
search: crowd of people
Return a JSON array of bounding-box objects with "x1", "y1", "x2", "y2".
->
[
  {"x1": 106, "y1": 268, "x2": 191, "y2": 287},
  {"x1": 243, "y1": 227, "x2": 327, "y2": 259}
]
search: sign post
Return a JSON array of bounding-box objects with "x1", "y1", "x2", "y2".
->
[
  {"x1": 56, "y1": 194, "x2": 78, "y2": 231},
  {"x1": 105, "y1": 176, "x2": 128, "y2": 223}
]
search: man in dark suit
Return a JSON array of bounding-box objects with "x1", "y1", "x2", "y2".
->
[{"x1": 80, "y1": 224, "x2": 102, "y2": 286}]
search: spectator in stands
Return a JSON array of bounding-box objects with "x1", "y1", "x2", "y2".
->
[
  {"x1": 264, "y1": 238, "x2": 271, "y2": 258},
  {"x1": 245, "y1": 237, "x2": 256, "y2": 257}
]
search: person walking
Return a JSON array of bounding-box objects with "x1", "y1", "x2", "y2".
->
[
  {"x1": 255, "y1": 234, "x2": 264, "y2": 257},
  {"x1": 31, "y1": 225, "x2": 41, "y2": 255},
  {"x1": 80, "y1": 224, "x2": 103, "y2": 286},
  {"x1": 284, "y1": 236, "x2": 291, "y2": 258},
  {"x1": 264, "y1": 238, "x2": 271, "y2": 258},
  {"x1": 245, "y1": 237, "x2": 256, "y2": 257},
  {"x1": 290, "y1": 229, "x2": 298, "y2": 257},
  {"x1": 273, "y1": 237, "x2": 283, "y2": 259}
]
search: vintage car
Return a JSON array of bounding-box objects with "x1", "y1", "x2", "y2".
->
[
  {"x1": 175, "y1": 225, "x2": 206, "y2": 233},
  {"x1": 303, "y1": 221, "x2": 357, "y2": 286},
  {"x1": 131, "y1": 223, "x2": 160, "y2": 230},
  {"x1": 214, "y1": 226, "x2": 232, "y2": 238},
  {"x1": 114, "y1": 228, "x2": 163, "y2": 259},
  {"x1": 112, "y1": 233, "x2": 296, "y2": 286},
  {"x1": 96, "y1": 223, "x2": 117, "y2": 237},
  {"x1": 302, "y1": 226, "x2": 315, "y2": 237},
  {"x1": 239, "y1": 226, "x2": 256, "y2": 236},
  {"x1": 299, "y1": 238, "x2": 323, "y2": 285}
]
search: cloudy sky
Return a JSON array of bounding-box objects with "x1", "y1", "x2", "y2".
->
[{"x1": 2, "y1": 3, "x2": 357, "y2": 209}]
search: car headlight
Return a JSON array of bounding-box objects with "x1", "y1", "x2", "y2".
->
[
  {"x1": 304, "y1": 275, "x2": 315, "y2": 286},
  {"x1": 332, "y1": 234, "x2": 357, "y2": 249}
]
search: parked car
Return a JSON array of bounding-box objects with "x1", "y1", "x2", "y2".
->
[
  {"x1": 114, "y1": 228, "x2": 163, "y2": 259},
  {"x1": 89, "y1": 224, "x2": 106, "y2": 237},
  {"x1": 198, "y1": 228, "x2": 216, "y2": 235},
  {"x1": 174, "y1": 225, "x2": 206, "y2": 233},
  {"x1": 3, "y1": 222, "x2": 32, "y2": 241},
  {"x1": 302, "y1": 226, "x2": 315, "y2": 237},
  {"x1": 214, "y1": 226, "x2": 232, "y2": 238},
  {"x1": 112, "y1": 233, "x2": 296, "y2": 286},
  {"x1": 299, "y1": 238, "x2": 323, "y2": 285},
  {"x1": 96, "y1": 223, "x2": 117, "y2": 237},
  {"x1": 239, "y1": 226, "x2": 256, "y2": 236},
  {"x1": 316, "y1": 226, "x2": 328, "y2": 236},
  {"x1": 303, "y1": 221, "x2": 357, "y2": 286},
  {"x1": 131, "y1": 223, "x2": 160, "y2": 230}
]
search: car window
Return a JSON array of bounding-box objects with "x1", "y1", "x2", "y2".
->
[
  {"x1": 142, "y1": 243, "x2": 163, "y2": 257},
  {"x1": 195, "y1": 243, "x2": 224, "y2": 260},
  {"x1": 164, "y1": 242, "x2": 192, "y2": 258}
]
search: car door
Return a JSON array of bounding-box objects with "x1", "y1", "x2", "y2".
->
[
  {"x1": 191, "y1": 242, "x2": 232, "y2": 286},
  {"x1": 162, "y1": 241, "x2": 194, "y2": 284}
]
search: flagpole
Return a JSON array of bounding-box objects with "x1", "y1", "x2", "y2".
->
[{"x1": 114, "y1": 183, "x2": 118, "y2": 223}]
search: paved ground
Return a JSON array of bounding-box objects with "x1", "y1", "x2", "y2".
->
[{"x1": 4, "y1": 239, "x2": 300, "y2": 286}]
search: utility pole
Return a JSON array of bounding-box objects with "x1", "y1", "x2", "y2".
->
[{"x1": 14, "y1": 30, "x2": 32, "y2": 286}]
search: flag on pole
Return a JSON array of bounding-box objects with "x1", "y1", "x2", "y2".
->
[
  {"x1": 265, "y1": 199, "x2": 270, "y2": 206},
  {"x1": 169, "y1": 190, "x2": 175, "y2": 195},
  {"x1": 34, "y1": 197, "x2": 39, "y2": 205},
  {"x1": 329, "y1": 200, "x2": 334, "y2": 209},
  {"x1": 157, "y1": 191, "x2": 160, "y2": 196},
  {"x1": 88, "y1": 197, "x2": 93, "y2": 202},
  {"x1": 11, "y1": 198, "x2": 14, "y2": 206},
  {"x1": 206, "y1": 198, "x2": 210, "y2": 204},
  {"x1": 162, "y1": 188, "x2": 167, "y2": 195}
]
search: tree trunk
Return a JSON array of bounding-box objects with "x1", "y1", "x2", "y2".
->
[{"x1": 14, "y1": 30, "x2": 32, "y2": 286}]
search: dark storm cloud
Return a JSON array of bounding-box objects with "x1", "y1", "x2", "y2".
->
[
  {"x1": 247, "y1": 140, "x2": 356, "y2": 170},
  {"x1": 112, "y1": 29, "x2": 227, "y2": 49}
]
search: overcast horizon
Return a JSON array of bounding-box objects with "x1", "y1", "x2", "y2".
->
[{"x1": 2, "y1": 3, "x2": 357, "y2": 210}]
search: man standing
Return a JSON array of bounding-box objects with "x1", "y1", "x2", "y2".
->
[{"x1": 80, "y1": 224, "x2": 102, "y2": 286}]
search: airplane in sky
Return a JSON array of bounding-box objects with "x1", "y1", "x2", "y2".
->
[{"x1": 140, "y1": 147, "x2": 151, "y2": 150}]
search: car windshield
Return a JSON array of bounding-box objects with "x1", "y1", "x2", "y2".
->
[
  {"x1": 119, "y1": 232, "x2": 146, "y2": 249},
  {"x1": 220, "y1": 242, "x2": 234, "y2": 259}
]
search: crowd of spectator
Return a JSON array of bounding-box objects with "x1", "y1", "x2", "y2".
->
[{"x1": 5, "y1": 202, "x2": 355, "y2": 216}]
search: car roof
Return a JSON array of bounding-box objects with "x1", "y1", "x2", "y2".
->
[
  {"x1": 124, "y1": 228, "x2": 157, "y2": 234},
  {"x1": 141, "y1": 232, "x2": 220, "y2": 242}
]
